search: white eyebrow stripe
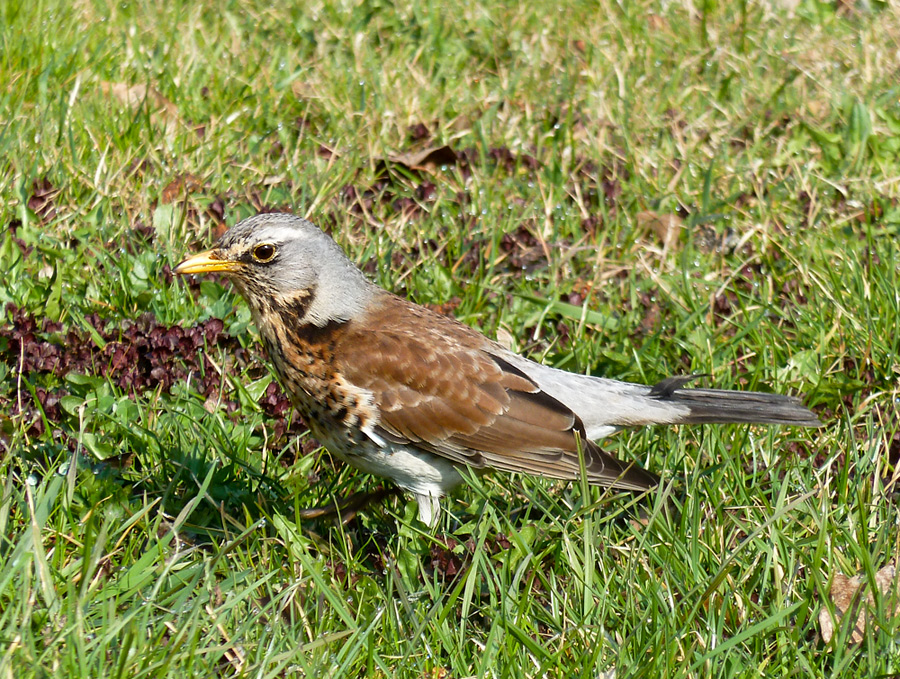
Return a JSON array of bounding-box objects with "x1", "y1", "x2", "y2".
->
[{"x1": 253, "y1": 225, "x2": 306, "y2": 243}]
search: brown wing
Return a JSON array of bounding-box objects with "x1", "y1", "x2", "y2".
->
[{"x1": 335, "y1": 296, "x2": 658, "y2": 491}]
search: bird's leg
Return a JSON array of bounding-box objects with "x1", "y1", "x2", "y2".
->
[{"x1": 296, "y1": 486, "x2": 401, "y2": 524}]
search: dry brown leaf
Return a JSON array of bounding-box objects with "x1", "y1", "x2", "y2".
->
[
  {"x1": 100, "y1": 81, "x2": 181, "y2": 133},
  {"x1": 408, "y1": 122, "x2": 432, "y2": 142},
  {"x1": 646, "y1": 14, "x2": 669, "y2": 31},
  {"x1": 160, "y1": 174, "x2": 206, "y2": 204},
  {"x1": 103, "y1": 452, "x2": 136, "y2": 470},
  {"x1": 27, "y1": 177, "x2": 59, "y2": 223},
  {"x1": 819, "y1": 564, "x2": 900, "y2": 644},
  {"x1": 375, "y1": 145, "x2": 458, "y2": 177},
  {"x1": 636, "y1": 210, "x2": 684, "y2": 250},
  {"x1": 290, "y1": 79, "x2": 315, "y2": 99}
]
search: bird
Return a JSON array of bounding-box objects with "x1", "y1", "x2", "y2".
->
[{"x1": 175, "y1": 213, "x2": 821, "y2": 526}]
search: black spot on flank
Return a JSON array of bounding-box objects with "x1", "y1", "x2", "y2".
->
[{"x1": 290, "y1": 318, "x2": 349, "y2": 347}]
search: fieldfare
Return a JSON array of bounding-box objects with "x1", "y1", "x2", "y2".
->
[{"x1": 175, "y1": 213, "x2": 820, "y2": 526}]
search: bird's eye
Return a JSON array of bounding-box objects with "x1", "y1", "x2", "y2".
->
[{"x1": 252, "y1": 244, "x2": 277, "y2": 263}]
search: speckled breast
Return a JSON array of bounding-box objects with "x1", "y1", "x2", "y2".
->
[{"x1": 256, "y1": 312, "x2": 378, "y2": 453}]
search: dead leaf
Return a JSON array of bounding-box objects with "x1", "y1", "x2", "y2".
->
[
  {"x1": 647, "y1": 14, "x2": 669, "y2": 31},
  {"x1": 100, "y1": 81, "x2": 181, "y2": 133},
  {"x1": 636, "y1": 210, "x2": 684, "y2": 250},
  {"x1": 161, "y1": 174, "x2": 206, "y2": 204},
  {"x1": 407, "y1": 122, "x2": 431, "y2": 142},
  {"x1": 375, "y1": 145, "x2": 458, "y2": 177},
  {"x1": 104, "y1": 452, "x2": 136, "y2": 470},
  {"x1": 819, "y1": 564, "x2": 900, "y2": 644},
  {"x1": 27, "y1": 177, "x2": 59, "y2": 223},
  {"x1": 290, "y1": 79, "x2": 315, "y2": 99}
]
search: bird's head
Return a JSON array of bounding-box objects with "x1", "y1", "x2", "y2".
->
[{"x1": 175, "y1": 213, "x2": 374, "y2": 326}]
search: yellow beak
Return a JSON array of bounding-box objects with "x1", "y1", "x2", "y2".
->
[{"x1": 174, "y1": 249, "x2": 240, "y2": 275}]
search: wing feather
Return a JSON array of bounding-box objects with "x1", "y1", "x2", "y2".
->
[{"x1": 334, "y1": 295, "x2": 658, "y2": 491}]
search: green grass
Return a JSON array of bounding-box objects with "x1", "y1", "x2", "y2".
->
[{"x1": 2, "y1": 0, "x2": 900, "y2": 676}]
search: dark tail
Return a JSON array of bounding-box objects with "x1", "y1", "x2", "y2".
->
[{"x1": 649, "y1": 376, "x2": 821, "y2": 427}]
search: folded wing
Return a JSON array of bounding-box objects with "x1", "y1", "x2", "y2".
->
[{"x1": 335, "y1": 310, "x2": 658, "y2": 492}]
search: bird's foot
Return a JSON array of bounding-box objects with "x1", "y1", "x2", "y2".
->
[{"x1": 296, "y1": 486, "x2": 400, "y2": 523}]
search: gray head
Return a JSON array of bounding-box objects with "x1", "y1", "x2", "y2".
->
[{"x1": 175, "y1": 213, "x2": 375, "y2": 326}]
